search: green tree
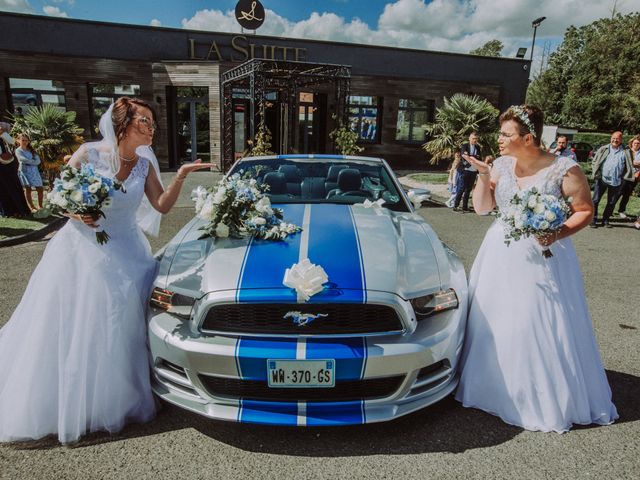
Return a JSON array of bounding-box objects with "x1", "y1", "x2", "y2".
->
[
  {"x1": 527, "y1": 12, "x2": 640, "y2": 132},
  {"x1": 470, "y1": 40, "x2": 504, "y2": 57},
  {"x1": 10, "y1": 104, "x2": 84, "y2": 184},
  {"x1": 245, "y1": 100, "x2": 274, "y2": 157},
  {"x1": 422, "y1": 93, "x2": 499, "y2": 165},
  {"x1": 329, "y1": 114, "x2": 363, "y2": 155}
]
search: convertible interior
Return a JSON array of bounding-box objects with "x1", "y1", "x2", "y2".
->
[{"x1": 231, "y1": 160, "x2": 408, "y2": 211}]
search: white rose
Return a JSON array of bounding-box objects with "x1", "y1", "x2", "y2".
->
[
  {"x1": 544, "y1": 210, "x2": 557, "y2": 222},
  {"x1": 252, "y1": 216, "x2": 266, "y2": 225},
  {"x1": 59, "y1": 198, "x2": 68, "y2": 208},
  {"x1": 70, "y1": 190, "x2": 84, "y2": 203},
  {"x1": 212, "y1": 188, "x2": 226, "y2": 205},
  {"x1": 533, "y1": 203, "x2": 545, "y2": 214},
  {"x1": 255, "y1": 197, "x2": 271, "y2": 213},
  {"x1": 540, "y1": 220, "x2": 550, "y2": 230},
  {"x1": 215, "y1": 222, "x2": 229, "y2": 238},
  {"x1": 62, "y1": 180, "x2": 78, "y2": 190},
  {"x1": 527, "y1": 196, "x2": 538, "y2": 209},
  {"x1": 88, "y1": 183, "x2": 100, "y2": 194},
  {"x1": 199, "y1": 200, "x2": 216, "y2": 220}
]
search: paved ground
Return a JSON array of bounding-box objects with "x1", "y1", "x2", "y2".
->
[{"x1": 0, "y1": 172, "x2": 638, "y2": 479}]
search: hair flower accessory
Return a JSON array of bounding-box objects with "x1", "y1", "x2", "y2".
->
[
  {"x1": 509, "y1": 105, "x2": 536, "y2": 138},
  {"x1": 283, "y1": 258, "x2": 329, "y2": 302}
]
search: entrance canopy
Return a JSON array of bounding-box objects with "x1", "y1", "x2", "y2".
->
[{"x1": 221, "y1": 59, "x2": 351, "y2": 170}]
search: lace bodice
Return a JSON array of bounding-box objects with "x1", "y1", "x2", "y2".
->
[
  {"x1": 86, "y1": 148, "x2": 150, "y2": 236},
  {"x1": 492, "y1": 156, "x2": 578, "y2": 211}
]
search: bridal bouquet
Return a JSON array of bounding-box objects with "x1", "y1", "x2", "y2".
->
[
  {"x1": 498, "y1": 188, "x2": 571, "y2": 258},
  {"x1": 192, "y1": 173, "x2": 302, "y2": 240},
  {"x1": 47, "y1": 163, "x2": 122, "y2": 245}
]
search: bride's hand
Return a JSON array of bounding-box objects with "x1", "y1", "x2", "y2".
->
[
  {"x1": 177, "y1": 159, "x2": 217, "y2": 178},
  {"x1": 64, "y1": 212, "x2": 98, "y2": 228},
  {"x1": 465, "y1": 155, "x2": 490, "y2": 175},
  {"x1": 536, "y1": 232, "x2": 557, "y2": 247}
]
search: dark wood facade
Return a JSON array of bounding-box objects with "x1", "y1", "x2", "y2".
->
[{"x1": 0, "y1": 12, "x2": 530, "y2": 170}]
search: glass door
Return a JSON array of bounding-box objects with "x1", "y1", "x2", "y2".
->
[{"x1": 176, "y1": 87, "x2": 210, "y2": 164}]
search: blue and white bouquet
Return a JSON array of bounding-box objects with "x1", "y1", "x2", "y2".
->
[
  {"x1": 498, "y1": 187, "x2": 572, "y2": 258},
  {"x1": 191, "y1": 173, "x2": 302, "y2": 241},
  {"x1": 47, "y1": 163, "x2": 122, "y2": 245}
]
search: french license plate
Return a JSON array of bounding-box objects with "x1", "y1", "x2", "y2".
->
[{"x1": 267, "y1": 359, "x2": 335, "y2": 388}]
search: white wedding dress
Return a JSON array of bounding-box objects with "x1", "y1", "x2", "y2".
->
[
  {"x1": 455, "y1": 155, "x2": 618, "y2": 433},
  {"x1": 0, "y1": 149, "x2": 157, "y2": 444}
]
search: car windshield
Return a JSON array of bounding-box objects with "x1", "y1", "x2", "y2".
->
[{"x1": 228, "y1": 157, "x2": 410, "y2": 212}]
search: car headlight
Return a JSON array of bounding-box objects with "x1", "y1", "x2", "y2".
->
[
  {"x1": 150, "y1": 287, "x2": 196, "y2": 319},
  {"x1": 410, "y1": 289, "x2": 459, "y2": 319}
]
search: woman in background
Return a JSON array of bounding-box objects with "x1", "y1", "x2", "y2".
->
[
  {"x1": 15, "y1": 133, "x2": 44, "y2": 212},
  {"x1": 0, "y1": 124, "x2": 30, "y2": 217}
]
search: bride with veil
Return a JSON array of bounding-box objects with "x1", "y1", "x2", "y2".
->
[{"x1": 0, "y1": 97, "x2": 212, "y2": 444}]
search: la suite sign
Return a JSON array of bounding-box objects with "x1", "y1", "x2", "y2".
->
[{"x1": 188, "y1": 36, "x2": 308, "y2": 62}]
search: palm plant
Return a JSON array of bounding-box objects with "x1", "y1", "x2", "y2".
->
[
  {"x1": 10, "y1": 104, "x2": 84, "y2": 184},
  {"x1": 422, "y1": 94, "x2": 499, "y2": 165}
]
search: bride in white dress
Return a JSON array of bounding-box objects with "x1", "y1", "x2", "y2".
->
[
  {"x1": 455, "y1": 105, "x2": 618, "y2": 433},
  {"x1": 0, "y1": 98, "x2": 212, "y2": 444}
]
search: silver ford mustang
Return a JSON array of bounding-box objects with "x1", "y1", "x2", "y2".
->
[{"x1": 148, "y1": 155, "x2": 468, "y2": 426}]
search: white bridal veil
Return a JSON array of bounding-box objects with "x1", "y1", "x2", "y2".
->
[{"x1": 69, "y1": 103, "x2": 163, "y2": 236}]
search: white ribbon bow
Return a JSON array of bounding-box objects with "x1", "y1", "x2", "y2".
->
[
  {"x1": 407, "y1": 190, "x2": 430, "y2": 209},
  {"x1": 283, "y1": 258, "x2": 329, "y2": 302},
  {"x1": 355, "y1": 198, "x2": 386, "y2": 215}
]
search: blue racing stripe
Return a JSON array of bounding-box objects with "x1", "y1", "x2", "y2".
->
[
  {"x1": 237, "y1": 337, "x2": 297, "y2": 381},
  {"x1": 240, "y1": 400, "x2": 298, "y2": 426},
  {"x1": 238, "y1": 203, "x2": 305, "y2": 302},
  {"x1": 306, "y1": 401, "x2": 365, "y2": 426},
  {"x1": 307, "y1": 204, "x2": 364, "y2": 303},
  {"x1": 306, "y1": 337, "x2": 367, "y2": 382}
]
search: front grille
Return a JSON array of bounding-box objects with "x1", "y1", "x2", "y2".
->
[
  {"x1": 200, "y1": 303, "x2": 404, "y2": 335},
  {"x1": 199, "y1": 375, "x2": 405, "y2": 402}
]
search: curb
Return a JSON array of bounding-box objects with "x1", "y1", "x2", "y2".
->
[{"x1": 0, "y1": 217, "x2": 67, "y2": 248}]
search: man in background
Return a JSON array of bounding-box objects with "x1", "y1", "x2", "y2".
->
[
  {"x1": 550, "y1": 135, "x2": 577, "y2": 162},
  {"x1": 591, "y1": 131, "x2": 634, "y2": 228},
  {"x1": 453, "y1": 132, "x2": 481, "y2": 213}
]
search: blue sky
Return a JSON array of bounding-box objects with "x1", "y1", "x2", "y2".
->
[
  {"x1": 20, "y1": 1, "x2": 392, "y2": 29},
  {"x1": 2, "y1": 0, "x2": 638, "y2": 74}
]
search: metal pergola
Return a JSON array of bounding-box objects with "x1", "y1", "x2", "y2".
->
[{"x1": 221, "y1": 58, "x2": 351, "y2": 170}]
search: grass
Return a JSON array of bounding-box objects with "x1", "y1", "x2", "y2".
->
[
  {"x1": 0, "y1": 215, "x2": 57, "y2": 240},
  {"x1": 407, "y1": 172, "x2": 450, "y2": 184}
]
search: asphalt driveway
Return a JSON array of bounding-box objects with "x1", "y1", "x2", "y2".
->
[{"x1": 0, "y1": 172, "x2": 637, "y2": 479}]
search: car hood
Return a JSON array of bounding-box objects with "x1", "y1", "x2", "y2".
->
[{"x1": 157, "y1": 203, "x2": 451, "y2": 301}]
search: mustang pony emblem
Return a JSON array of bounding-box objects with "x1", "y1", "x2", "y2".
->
[{"x1": 284, "y1": 311, "x2": 329, "y2": 326}]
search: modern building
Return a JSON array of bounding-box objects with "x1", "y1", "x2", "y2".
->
[{"x1": 0, "y1": 12, "x2": 530, "y2": 169}]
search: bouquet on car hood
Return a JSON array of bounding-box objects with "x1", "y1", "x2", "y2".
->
[
  {"x1": 191, "y1": 173, "x2": 302, "y2": 241},
  {"x1": 498, "y1": 187, "x2": 572, "y2": 258},
  {"x1": 47, "y1": 163, "x2": 123, "y2": 245}
]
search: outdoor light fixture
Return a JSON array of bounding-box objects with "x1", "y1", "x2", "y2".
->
[
  {"x1": 516, "y1": 47, "x2": 527, "y2": 59},
  {"x1": 530, "y1": 16, "x2": 546, "y2": 62}
]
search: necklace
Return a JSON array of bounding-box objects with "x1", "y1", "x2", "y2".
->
[{"x1": 119, "y1": 153, "x2": 137, "y2": 163}]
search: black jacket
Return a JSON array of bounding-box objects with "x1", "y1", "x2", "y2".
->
[{"x1": 458, "y1": 143, "x2": 482, "y2": 172}]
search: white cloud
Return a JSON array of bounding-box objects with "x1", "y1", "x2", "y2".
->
[
  {"x1": 43, "y1": 5, "x2": 68, "y2": 17},
  {"x1": 0, "y1": 0, "x2": 33, "y2": 13},
  {"x1": 150, "y1": 18, "x2": 162, "y2": 27},
  {"x1": 181, "y1": 0, "x2": 639, "y2": 59}
]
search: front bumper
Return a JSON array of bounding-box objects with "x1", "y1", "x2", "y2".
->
[{"x1": 148, "y1": 297, "x2": 466, "y2": 426}]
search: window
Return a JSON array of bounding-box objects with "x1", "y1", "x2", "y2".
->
[
  {"x1": 89, "y1": 84, "x2": 141, "y2": 137},
  {"x1": 348, "y1": 96, "x2": 380, "y2": 142},
  {"x1": 395, "y1": 98, "x2": 435, "y2": 143},
  {"x1": 9, "y1": 78, "x2": 66, "y2": 114}
]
